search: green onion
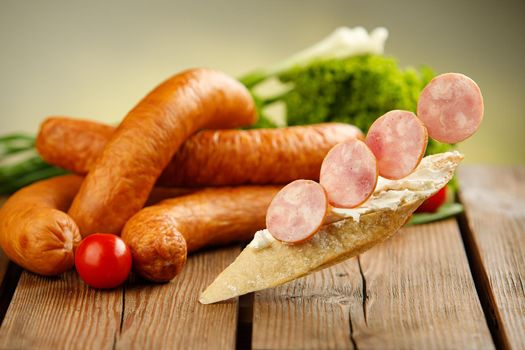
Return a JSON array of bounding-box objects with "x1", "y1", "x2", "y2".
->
[
  {"x1": 0, "y1": 166, "x2": 68, "y2": 195},
  {"x1": 408, "y1": 203, "x2": 464, "y2": 226}
]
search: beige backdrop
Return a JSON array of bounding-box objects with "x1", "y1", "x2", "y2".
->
[{"x1": 0, "y1": 0, "x2": 523, "y2": 164}]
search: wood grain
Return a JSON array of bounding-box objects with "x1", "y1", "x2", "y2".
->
[
  {"x1": 116, "y1": 246, "x2": 240, "y2": 350},
  {"x1": 252, "y1": 219, "x2": 493, "y2": 349},
  {"x1": 0, "y1": 271, "x2": 122, "y2": 349},
  {"x1": 459, "y1": 166, "x2": 525, "y2": 349}
]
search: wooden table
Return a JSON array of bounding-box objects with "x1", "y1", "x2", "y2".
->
[{"x1": 0, "y1": 166, "x2": 523, "y2": 349}]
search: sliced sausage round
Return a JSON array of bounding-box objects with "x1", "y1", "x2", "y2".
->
[
  {"x1": 417, "y1": 73, "x2": 484, "y2": 143},
  {"x1": 266, "y1": 180, "x2": 328, "y2": 244},
  {"x1": 320, "y1": 139, "x2": 378, "y2": 208},
  {"x1": 366, "y1": 110, "x2": 428, "y2": 180}
]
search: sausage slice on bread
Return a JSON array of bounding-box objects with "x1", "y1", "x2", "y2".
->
[{"x1": 200, "y1": 151, "x2": 463, "y2": 304}]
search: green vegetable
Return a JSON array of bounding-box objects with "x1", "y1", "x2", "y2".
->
[
  {"x1": 279, "y1": 55, "x2": 429, "y2": 129},
  {"x1": 408, "y1": 203, "x2": 463, "y2": 225},
  {"x1": 0, "y1": 161, "x2": 67, "y2": 195},
  {"x1": 0, "y1": 140, "x2": 67, "y2": 195},
  {"x1": 0, "y1": 155, "x2": 49, "y2": 182},
  {"x1": 0, "y1": 133, "x2": 35, "y2": 158}
]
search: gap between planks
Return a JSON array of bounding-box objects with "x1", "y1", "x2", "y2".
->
[
  {"x1": 0, "y1": 197, "x2": 22, "y2": 329},
  {"x1": 457, "y1": 211, "x2": 510, "y2": 349},
  {"x1": 236, "y1": 293, "x2": 254, "y2": 350},
  {"x1": 0, "y1": 259, "x2": 22, "y2": 328}
]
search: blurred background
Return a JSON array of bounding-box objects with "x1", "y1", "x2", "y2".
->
[{"x1": 0, "y1": 0, "x2": 523, "y2": 164}]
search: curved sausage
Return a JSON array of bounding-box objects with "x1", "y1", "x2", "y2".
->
[
  {"x1": 0, "y1": 175, "x2": 82, "y2": 275},
  {"x1": 68, "y1": 68, "x2": 256, "y2": 236},
  {"x1": 320, "y1": 139, "x2": 378, "y2": 208},
  {"x1": 37, "y1": 117, "x2": 364, "y2": 186},
  {"x1": 266, "y1": 180, "x2": 328, "y2": 244},
  {"x1": 121, "y1": 186, "x2": 280, "y2": 282},
  {"x1": 417, "y1": 73, "x2": 484, "y2": 143},
  {"x1": 365, "y1": 110, "x2": 428, "y2": 180}
]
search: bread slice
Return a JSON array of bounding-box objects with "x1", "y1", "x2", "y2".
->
[{"x1": 200, "y1": 151, "x2": 463, "y2": 304}]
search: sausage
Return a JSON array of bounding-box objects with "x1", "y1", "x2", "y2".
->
[
  {"x1": 0, "y1": 175, "x2": 82, "y2": 275},
  {"x1": 162, "y1": 123, "x2": 363, "y2": 186},
  {"x1": 365, "y1": 110, "x2": 428, "y2": 180},
  {"x1": 121, "y1": 186, "x2": 280, "y2": 282},
  {"x1": 266, "y1": 180, "x2": 328, "y2": 244},
  {"x1": 36, "y1": 117, "x2": 114, "y2": 174},
  {"x1": 36, "y1": 117, "x2": 364, "y2": 186},
  {"x1": 417, "y1": 73, "x2": 484, "y2": 143},
  {"x1": 68, "y1": 68, "x2": 257, "y2": 236},
  {"x1": 320, "y1": 139, "x2": 378, "y2": 208}
]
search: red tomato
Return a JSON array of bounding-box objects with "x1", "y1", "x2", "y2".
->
[
  {"x1": 75, "y1": 233, "x2": 132, "y2": 289},
  {"x1": 416, "y1": 186, "x2": 447, "y2": 213}
]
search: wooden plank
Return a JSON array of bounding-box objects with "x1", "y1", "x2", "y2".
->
[
  {"x1": 459, "y1": 166, "x2": 525, "y2": 349},
  {"x1": 116, "y1": 246, "x2": 240, "y2": 350},
  {"x1": 0, "y1": 271, "x2": 122, "y2": 349},
  {"x1": 252, "y1": 219, "x2": 493, "y2": 349}
]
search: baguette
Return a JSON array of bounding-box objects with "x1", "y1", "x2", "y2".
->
[{"x1": 200, "y1": 151, "x2": 463, "y2": 304}]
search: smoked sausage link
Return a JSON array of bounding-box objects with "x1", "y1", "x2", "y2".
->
[
  {"x1": 68, "y1": 68, "x2": 256, "y2": 236},
  {"x1": 121, "y1": 186, "x2": 280, "y2": 282},
  {"x1": 37, "y1": 117, "x2": 364, "y2": 186},
  {"x1": 161, "y1": 123, "x2": 363, "y2": 186},
  {"x1": 0, "y1": 175, "x2": 83, "y2": 275}
]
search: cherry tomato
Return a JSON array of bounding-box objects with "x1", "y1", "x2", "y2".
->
[
  {"x1": 75, "y1": 233, "x2": 132, "y2": 289},
  {"x1": 416, "y1": 186, "x2": 447, "y2": 213}
]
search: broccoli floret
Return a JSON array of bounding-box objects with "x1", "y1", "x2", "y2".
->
[{"x1": 279, "y1": 55, "x2": 424, "y2": 130}]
